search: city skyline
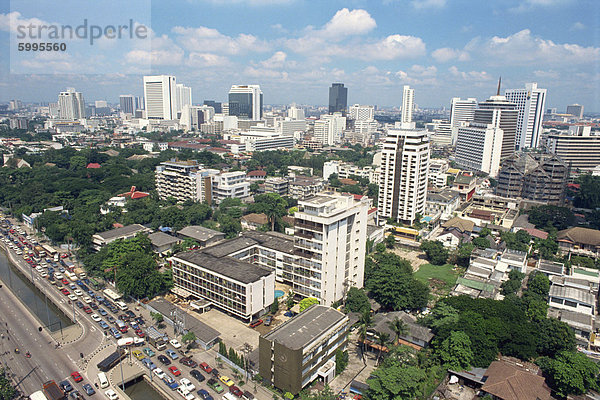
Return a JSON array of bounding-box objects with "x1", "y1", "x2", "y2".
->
[{"x1": 0, "y1": 1, "x2": 599, "y2": 111}]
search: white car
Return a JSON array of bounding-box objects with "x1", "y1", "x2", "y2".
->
[
  {"x1": 153, "y1": 368, "x2": 166, "y2": 379},
  {"x1": 74, "y1": 289, "x2": 83, "y2": 297},
  {"x1": 68, "y1": 294, "x2": 78, "y2": 302},
  {"x1": 170, "y1": 339, "x2": 182, "y2": 349},
  {"x1": 91, "y1": 314, "x2": 101, "y2": 322},
  {"x1": 83, "y1": 296, "x2": 92, "y2": 304},
  {"x1": 55, "y1": 273, "x2": 63, "y2": 280},
  {"x1": 179, "y1": 378, "x2": 195, "y2": 392},
  {"x1": 176, "y1": 387, "x2": 195, "y2": 400},
  {"x1": 105, "y1": 389, "x2": 119, "y2": 400}
]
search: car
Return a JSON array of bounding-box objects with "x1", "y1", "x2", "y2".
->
[
  {"x1": 135, "y1": 316, "x2": 145, "y2": 325},
  {"x1": 169, "y1": 366, "x2": 182, "y2": 376},
  {"x1": 206, "y1": 379, "x2": 224, "y2": 394},
  {"x1": 75, "y1": 280, "x2": 83, "y2": 286},
  {"x1": 210, "y1": 368, "x2": 220, "y2": 378},
  {"x1": 62, "y1": 279, "x2": 70, "y2": 285},
  {"x1": 107, "y1": 316, "x2": 116, "y2": 324},
  {"x1": 76, "y1": 301, "x2": 84, "y2": 309},
  {"x1": 105, "y1": 389, "x2": 118, "y2": 400},
  {"x1": 249, "y1": 319, "x2": 262, "y2": 328},
  {"x1": 158, "y1": 354, "x2": 171, "y2": 365},
  {"x1": 162, "y1": 374, "x2": 179, "y2": 390},
  {"x1": 176, "y1": 387, "x2": 195, "y2": 400},
  {"x1": 74, "y1": 289, "x2": 83, "y2": 296},
  {"x1": 180, "y1": 357, "x2": 198, "y2": 368},
  {"x1": 82, "y1": 384, "x2": 95, "y2": 396},
  {"x1": 98, "y1": 308, "x2": 108, "y2": 316},
  {"x1": 83, "y1": 306, "x2": 92, "y2": 314},
  {"x1": 119, "y1": 314, "x2": 130, "y2": 322},
  {"x1": 284, "y1": 311, "x2": 295, "y2": 317},
  {"x1": 166, "y1": 349, "x2": 179, "y2": 360},
  {"x1": 83, "y1": 296, "x2": 92, "y2": 304},
  {"x1": 59, "y1": 267, "x2": 65, "y2": 273},
  {"x1": 125, "y1": 310, "x2": 136, "y2": 318},
  {"x1": 90, "y1": 302, "x2": 98, "y2": 310},
  {"x1": 132, "y1": 349, "x2": 145, "y2": 360},
  {"x1": 61, "y1": 289, "x2": 70, "y2": 295},
  {"x1": 170, "y1": 338, "x2": 182, "y2": 349},
  {"x1": 153, "y1": 368, "x2": 166, "y2": 379},
  {"x1": 69, "y1": 283, "x2": 77, "y2": 290},
  {"x1": 264, "y1": 316, "x2": 273, "y2": 326},
  {"x1": 230, "y1": 386, "x2": 243, "y2": 398},
  {"x1": 179, "y1": 378, "x2": 196, "y2": 392},
  {"x1": 118, "y1": 325, "x2": 127, "y2": 333},
  {"x1": 98, "y1": 321, "x2": 109, "y2": 330},
  {"x1": 59, "y1": 380, "x2": 73, "y2": 392},
  {"x1": 91, "y1": 313, "x2": 101, "y2": 322},
  {"x1": 143, "y1": 347, "x2": 155, "y2": 357},
  {"x1": 130, "y1": 322, "x2": 140, "y2": 330},
  {"x1": 196, "y1": 389, "x2": 213, "y2": 400},
  {"x1": 141, "y1": 357, "x2": 157, "y2": 371},
  {"x1": 135, "y1": 329, "x2": 145, "y2": 338},
  {"x1": 190, "y1": 370, "x2": 205, "y2": 383},
  {"x1": 69, "y1": 391, "x2": 84, "y2": 400},
  {"x1": 200, "y1": 362, "x2": 213, "y2": 373},
  {"x1": 243, "y1": 391, "x2": 254, "y2": 400},
  {"x1": 219, "y1": 376, "x2": 234, "y2": 387},
  {"x1": 71, "y1": 371, "x2": 83, "y2": 383},
  {"x1": 110, "y1": 328, "x2": 121, "y2": 339}
]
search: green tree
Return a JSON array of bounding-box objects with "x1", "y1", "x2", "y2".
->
[
  {"x1": 375, "y1": 331, "x2": 391, "y2": 365},
  {"x1": 437, "y1": 331, "x2": 474, "y2": 370},
  {"x1": 335, "y1": 349, "x2": 349, "y2": 375},
  {"x1": 528, "y1": 205, "x2": 575, "y2": 231},
  {"x1": 367, "y1": 364, "x2": 426, "y2": 400},
  {"x1": 387, "y1": 317, "x2": 408, "y2": 346},
  {"x1": 298, "y1": 297, "x2": 320, "y2": 312},
  {"x1": 385, "y1": 234, "x2": 396, "y2": 249},
  {"x1": 472, "y1": 236, "x2": 491, "y2": 249},
  {"x1": 344, "y1": 287, "x2": 370, "y2": 314},
  {"x1": 537, "y1": 351, "x2": 599, "y2": 398},
  {"x1": 0, "y1": 368, "x2": 16, "y2": 400},
  {"x1": 358, "y1": 310, "x2": 373, "y2": 359},
  {"x1": 299, "y1": 385, "x2": 336, "y2": 400},
  {"x1": 151, "y1": 312, "x2": 164, "y2": 325},
  {"x1": 420, "y1": 240, "x2": 449, "y2": 265},
  {"x1": 270, "y1": 300, "x2": 279, "y2": 314},
  {"x1": 574, "y1": 174, "x2": 600, "y2": 209},
  {"x1": 248, "y1": 193, "x2": 288, "y2": 231},
  {"x1": 535, "y1": 318, "x2": 576, "y2": 357},
  {"x1": 526, "y1": 271, "x2": 550, "y2": 298},
  {"x1": 182, "y1": 331, "x2": 197, "y2": 345}
]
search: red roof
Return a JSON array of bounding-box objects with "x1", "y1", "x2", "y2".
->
[
  {"x1": 368, "y1": 207, "x2": 377, "y2": 214},
  {"x1": 112, "y1": 223, "x2": 124, "y2": 228},
  {"x1": 119, "y1": 186, "x2": 150, "y2": 199},
  {"x1": 248, "y1": 170, "x2": 267, "y2": 177},
  {"x1": 568, "y1": 183, "x2": 580, "y2": 189},
  {"x1": 521, "y1": 228, "x2": 548, "y2": 240},
  {"x1": 86, "y1": 163, "x2": 101, "y2": 169},
  {"x1": 352, "y1": 194, "x2": 364, "y2": 200}
]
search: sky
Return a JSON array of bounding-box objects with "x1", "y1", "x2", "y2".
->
[{"x1": 0, "y1": 0, "x2": 599, "y2": 111}]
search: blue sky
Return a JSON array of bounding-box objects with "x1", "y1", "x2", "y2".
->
[{"x1": 1, "y1": 0, "x2": 599, "y2": 111}]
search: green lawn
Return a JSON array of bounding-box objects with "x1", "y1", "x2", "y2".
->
[{"x1": 414, "y1": 263, "x2": 462, "y2": 294}]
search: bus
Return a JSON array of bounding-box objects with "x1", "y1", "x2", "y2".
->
[
  {"x1": 89, "y1": 278, "x2": 105, "y2": 290},
  {"x1": 30, "y1": 391, "x2": 48, "y2": 400},
  {"x1": 97, "y1": 348, "x2": 127, "y2": 372},
  {"x1": 103, "y1": 288, "x2": 122, "y2": 302},
  {"x1": 64, "y1": 271, "x2": 77, "y2": 282},
  {"x1": 41, "y1": 244, "x2": 57, "y2": 257}
]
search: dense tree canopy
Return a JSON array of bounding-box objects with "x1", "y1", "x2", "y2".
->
[
  {"x1": 344, "y1": 287, "x2": 371, "y2": 314},
  {"x1": 573, "y1": 174, "x2": 600, "y2": 209},
  {"x1": 537, "y1": 351, "x2": 599, "y2": 398},
  {"x1": 528, "y1": 205, "x2": 575, "y2": 231},
  {"x1": 420, "y1": 240, "x2": 449, "y2": 265}
]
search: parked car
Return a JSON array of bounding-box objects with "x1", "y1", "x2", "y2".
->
[
  {"x1": 219, "y1": 376, "x2": 234, "y2": 387},
  {"x1": 169, "y1": 366, "x2": 182, "y2": 376},
  {"x1": 153, "y1": 368, "x2": 166, "y2": 379},
  {"x1": 200, "y1": 362, "x2": 213, "y2": 374},
  {"x1": 230, "y1": 386, "x2": 243, "y2": 398},
  {"x1": 71, "y1": 371, "x2": 83, "y2": 383},
  {"x1": 264, "y1": 316, "x2": 273, "y2": 326},
  {"x1": 206, "y1": 379, "x2": 224, "y2": 394},
  {"x1": 249, "y1": 319, "x2": 262, "y2": 328},
  {"x1": 132, "y1": 349, "x2": 145, "y2": 360},
  {"x1": 105, "y1": 389, "x2": 118, "y2": 400},
  {"x1": 190, "y1": 370, "x2": 205, "y2": 383},
  {"x1": 82, "y1": 384, "x2": 95, "y2": 396},
  {"x1": 158, "y1": 355, "x2": 171, "y2": 365},
  {"x1": 143, "y1": 347, "x2": 155, "y2": 357},
  {"x1": 180, "y1": 357, "x2": 198, "y2": 368},
  {"x1": 179, "y1": 378, "x2": 195, "y2": 392},
  {"x1": 162, "y1": 374, "x2": 179, "y2": 390},
  {"x1": 170, "y1": 339, "x2": 182, "y2": 349},
  {"x1": 166, "y1": 349, "x2": 179, "y2": 360},
  {"x1": 196, "y1": 389, "x2": 213, "y2": 400}
]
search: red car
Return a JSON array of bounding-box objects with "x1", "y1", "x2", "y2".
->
[
  {"x1": 71, "y1": 371, "x2": 83, "y2": 383},
  {"x1": 168, "y1": 366, "x2": 181, "y2": 376},
  {"x1": 61, "y1": 289, "x2": 70, "y2": 295},
  {"x1": 62, "y1": 279, "x2": 69, "y2": 285},
  {"x1": 83, "y1": 306, "x2": 92, "y2": 314},
  {"x1": 61, "y1": 253, "x2": 70, "y2": 258},
  {"x1": 200, "y1": 362, "x2": 213, "y2": 373},
  {"x1": 135, "y1": 329, "x2": 145, "y2": 338},
  {"x1": 230, "y1": 386, "x2": 243, "y2": 398},
  {"x1": 119, "y1": 326, "x2": 128, "y2": 333}
]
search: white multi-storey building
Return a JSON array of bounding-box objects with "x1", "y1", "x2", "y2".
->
[
  {"x1": 155, "y1": 160, "x2": 217, "y2": 203},
  {"x1": 58, "y1": 88, "x2": 85, "y2": 120},
  {"x1": 119, "y1": 95, "x2": 135, "y2": 115},
  {"x1": 322, "y1": 160, "x2": 378, "y2": 183},
  {"x1": 401, "y1": 85, "x2": 414, "y2": 124},
  {"x1": 175, "y1": 83, "x2": 192, "y2": 115},
  {"x1": 287, "y1": 105, "x2": 305, "y2": 120},
  {"x1": 349, "y1": 104, "x2": 374, "y2": 121},
  {"x1": 505, "y1": 82, "x2": 546, "y2": 149},
  {"x1": 428, "y1": 159, "x2": 449, "y2": 187},
  {"x1": 294, "y1": 192, "x2": 369, "y2": 305},
  {"x1": 313, "y1": 119, "x2": 331, "y2": 146},
  {"x1": 450, "y1": 97, "x2": 477, "y2": 145},
  {"x1": 180, "y1": 105, "x2": 215, "y2": 131},
  {"x1": 321, "y1": 112, "x2": 346, "y2": 145},
  {"x1": 211, "y1": 171, "x2": 250, "y2": 203},
  {"x1": 143, "y1": 75, "x2": 177, "y2": 120},
  {"x1": 378, "y1": 127, "x2": 430, "y2": 225}
]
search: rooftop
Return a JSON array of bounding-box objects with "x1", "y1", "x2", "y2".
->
[
  {"x1": 481, "y1": 360, "x2": 551, "y2": 400},
  {"x1": 442, "y1": 217, "x2": 474, "y2": 233},
  {"x1": 177, "y1": 226, "x2": 225, "y2": 242},
  {"x1": 262, "y1": 305, "x2": 347, "y2": 350},
  {"x1": 148, "y1": 232, "x2": 180, "y2": 247},
  {"x1": 557, "y1": 227, "x2": 600, "y2": 247},
  {"x1": 549, "y1": 285, "x2": 595, "y2": 305},
  {"x1": 94, "y1": 224, "x2": 149, "y2": 241}
]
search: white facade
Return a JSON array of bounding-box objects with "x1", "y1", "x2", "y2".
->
[
  {"x1": 58, "y1": 88, "x2": 85, "y2": 120},
  {"x1": 505, "y1": 83, "x2": 546, "y2": 149},
  {"x1": 155, "y1": 160, "x2": 217, "y2": 203},
  {"x1": 120, "y1": 95, "x2": 135, "y2": 115},
  {"x1": 321, "y1": 113, "x2": 346, "y2": 145},
  {"x1": 428, "y1": 159, "x2": 449, "y2": 187},
  {"x1": 294, "y1": 193, "x2": 369, "y2": 305},
  {"x1": 401, "y1": 85, "x2": 414, "y2": 124},
  {"x1": 322, "y1": 160, "x2": 378, "y2": 183},
  {"x1": 378, "y1": 127, "x2": 430, "y2": 225},
  {"x1": 175, "y1": 84, "x2": 192, "y2": 115},
  {"x1": 313, "y1": 120, "x2": 331, "y2": 146},
  {"x1": 143, "y1": 75, "x2": 177, "y2": 120},
  {"x1": 450, "y1": 97, "x2": 477, "y2": 145},
  {"x1": 455, "y1": 124, "x2": 504, "y2": 177},
  {"x1": 212, "y1": 171, "x2": 250, "y2": 203},
  {"x1": 279, "y1": 119, "x2": 307, "y2": 136},
  {"x1": 180, "y1": 105, "x2": 214, "y2": 131},
  {"x1": 349, "y1": 104, "x2": 374, "y2": 121},
  {"x1": 287, "y1": 105, "x2": 305, "y2": 120}
]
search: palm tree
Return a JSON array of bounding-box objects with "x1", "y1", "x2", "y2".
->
[
  {"x1": 387, "y1": 316, "x2": 408, "y2": 345},
  {"x1": 375, "y1": 331, "x2": 391, "y2": 366},
  {"x1": 358, "y1": 310, "x2": 372, "y2": 361}
]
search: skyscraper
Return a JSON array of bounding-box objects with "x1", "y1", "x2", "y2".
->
[
  {"x1": 119, "y1": 95, "x2": 135, "y2": 115},
  {"x1": 58, "y1": 88, "x2": 85, "y2": 120},
  {"x1": 203, "y1": 100, "x2": 222, "y2": 114},
  {"x1": 228, "y1": 85, "x2": 263, "y2": 120},
  {"x1": 401, "y1": 85, "x2": 414, "y2": 124},
  {"x1": 378, "y1": 126, "x2": 430, "y2": 225},
  {"x1": 566, "y1": 104, "x2": 584, "y2": 119},
  {"x1": 328, "y1": 83, "x2": 347, "y2": 115},
  {"x1": 473, "y1": 95, "x2": 519, "y2": 159},
  {"x1": 449, "y1": 97, "x2": 477, "y2": 145},
  {"x1": 175, "y1": 83, "x2": 192, "y2": 115},
  {"x1": 143, "y1": 75, "x2": 177, "y2": 120},
  {"x1": 505, "y1": 82, "x2": 547, "y2": 149}
]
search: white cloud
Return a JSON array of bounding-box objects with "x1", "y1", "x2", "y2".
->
[
  {"x1": 570, "y1": 22, "x2": 585, "y2": 31},
  {"x1": 321, "y1": 8, "x2": 376, "y2": 39},
  {"x1": 0, "y1": 11, "x2": 51, "y2": 33},
  {"x1": 259, "y1": 51, "x2": 294, "y2": 69},
  {"x1": 449, "y1": 66, "x2": 491, "y2": 81},
  {"x1": 187, "y1": 53, "x2": 230, "y2": 67},
  {"x1": 125, "y1": 33, "x2": 184, "y2": 66},
  {"x1": 359, "y1": 35, "x2": 426, "y2": 60},
  {"x1": 172, "y1": 26, "x2": 270, "y2": 55},
  {"x1": 411, "y1": 0, "x2": 446, "y2": 9},
  {"x1": 533, "y1": 70, "x2": 560, "y2": 80},
  {"x1": 431, "y1": 47, "x2": 470, "y2": 62},
  {"x1": 510, "y1": 0, "x2": 570, "y2": 12}
]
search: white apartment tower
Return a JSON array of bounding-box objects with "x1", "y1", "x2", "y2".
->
[
  {"x1": 287, "y1": 105, "x2": 305, "y2": 120},
  {"x1": 294, "y1": 192, "x2": 369, "y2": 306},
  {"x1": 175, "y1": 83, "x2": 192, "y2": 115},
  {"x1": 143, "y1": 75, "x2": 177, "y2": 120},
  {"x1": 119, "y1": 95, "x2": 135, "y2": 115},
  {"x1": 58, "y1": 88, "x2": 85, "y2": 120},
  {"x1": 449, "y1": 97, "x2": 477, "y2": 145},
  {"x1": 349, "y1": 104, "x2": 375, "y2": 121},
  {"x1": 401, "y1": 85, "x2": 414, "y2": 124},
  {"x1": 378, "y1": 127, "x2": 430, "y2": 225},
  {"x1": 505, "y1": 83, "x2": 547, "y2": 149},
  {"x1": 155, "y1": 160, "x2": 216, "y2": 203}
]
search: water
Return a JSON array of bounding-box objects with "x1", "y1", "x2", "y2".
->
[
  {"x1": 0, "y1": 248, "x2": 73, "y2": 332},
  {"x1": 274, "y1": 289, "x2": 285, "y2": 299},
  {"x1": 124, "y1": 377, "x2": 165, "y2": 400}
]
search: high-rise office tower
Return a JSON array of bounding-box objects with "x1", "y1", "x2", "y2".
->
[
  {"x1": 505, "y1": 83, "x2": 547, "y2": 149},
  {"x1": 58, "y1": 88, "x2": 85, "y2": 120},
  {"x1": 473, "y1": 94, "x2": 518, "y2": 159},
  {"x1": 143, "y1": 75, "x2": 177, "y2": 120},
  {"x1": 119, "y1": 95, "x2": 135, "y2": 115},
  {"x1": 287, "y1": 105, "x2": 305, "y2": 120},
  {"x1": 566, "y1": 104, "x2": 584, "y2": 119},
  {"x1": 449, "y1": 97, "x2": 477, "y2": 145},
  {"x1": 135, "y1": 96, "x2": 144, "y2": 110},
  {"x1": 401, "y1": 85, "x2": 414, "y2": 124},
  {"x1": 175, "y1": 84, "x2": 192, "y2": 114},
  {"x1": 228, "y1": 85, "x2": 263, "y2": 120},
  {"x1": 349, "y1": 104, "x2": 374, "y2": 121},
  {"x1": 378, "y1": 127, "x2": 430, "y2": 225},
  {"x1": 329, "y1": 83, "x2": 348, "y2": 115},
  {"x1": 203, "y1": 100, "x2": 222, "y2": 114}
]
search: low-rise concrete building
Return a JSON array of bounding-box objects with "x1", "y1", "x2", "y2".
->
[
  {"x1": 177, "y1": 226, "x2": 225, "y2": 247},
  {"x1": 92, "y1": 224, "x2": 151, "y2": 251},
  {"x1": 148, "y1": 232, "x2": 181, "y2": 255}
]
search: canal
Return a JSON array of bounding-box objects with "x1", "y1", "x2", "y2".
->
[
  {"x1": 124, "y1": 376, "x2": 166, "y2": 400},
  {"x1": 0, "y1": 248, "x2": 73, "y2": 332}
]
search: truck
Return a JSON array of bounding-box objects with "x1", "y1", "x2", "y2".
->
[
  {"x1": 34, "y1": 246, "x2": 46, "y2": 258},
  {"x1": 146, "y1": 326, "x2": 167, "y2": 351},
  {"x1": 30, "y1": 391, "x2": 49, "y2": 400},
  {"x1": 43, "y1": 380, "x2": 66, "y2": 400},
  {"x1": 97, "y1": 348, "x2": 127, "y2": 372}
]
